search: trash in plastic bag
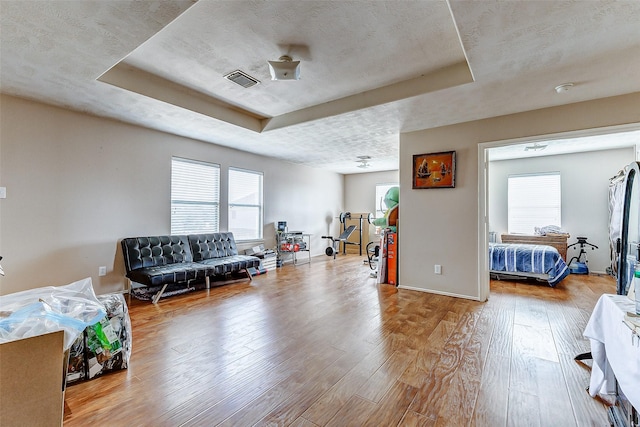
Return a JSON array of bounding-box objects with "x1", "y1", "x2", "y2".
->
[
  {"x1": 67, "y1": 332, "x2": 88, "y2": 383},
  {"x1": 66, "y1": 293, "x2": 132, "y2": 384},
  {"x1": 0, "y1": 277, "x2": 106, "y2": 350},
  {"x1": 88, "y1": 316, "x2": 122, "y2": 356}
]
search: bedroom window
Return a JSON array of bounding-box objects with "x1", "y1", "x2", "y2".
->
[
  {"x1": 508, "y1": 172, "x2": 561, "y2": 234},
  {"x1": 171, "y1": 157, "x2": 220, "y2": 234},
  {"x1": 229, "y1": 167, "x2": 263, "y2": 241}
]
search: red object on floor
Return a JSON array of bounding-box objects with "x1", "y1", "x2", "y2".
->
[
  {"x1": 386, "y1": 232, "x2": 397, "y2": 285},
  {"x1": 280, "y1": 243, "x2": 300, "y2": 252}
]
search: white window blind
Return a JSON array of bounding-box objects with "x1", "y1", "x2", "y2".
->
[
  {"x1": 229, "y1": 167, "x2": 263, "y2": 240},
  {"x1": 508, "y1": 173, "x2": 561, "y2": 234},
  {"x1": 375, "y1": 183, "x2": 398, "y2": 219},
  {"x1": 171, "y1": 157, "x2": 220, "y2": 234}
]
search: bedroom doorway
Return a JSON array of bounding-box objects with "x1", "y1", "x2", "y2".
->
[{"x1": 478, "y1": 124, "x2": 640, "y2": 298}]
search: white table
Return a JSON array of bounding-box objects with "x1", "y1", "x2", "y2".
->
[{"x1": 583, "y1": 294, "x2": 640, "y2": 410}]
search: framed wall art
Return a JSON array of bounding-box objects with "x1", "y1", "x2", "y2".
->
[{"x1": 412, "y1": 151, "x2": 456, "y2": 189}]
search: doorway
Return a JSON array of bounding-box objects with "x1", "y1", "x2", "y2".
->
[{"x1": 477, "y1": 125, "x2": 640, "y2": 299}]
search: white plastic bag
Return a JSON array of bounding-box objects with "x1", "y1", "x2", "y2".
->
[{"x1": 0, "y1": 277, "x2": 106, "y2": 349}]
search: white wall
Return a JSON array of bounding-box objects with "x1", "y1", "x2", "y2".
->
[
  {"x1": 489, "y1": 148, "x2": 634, "y2": 273},
  {"x1": 400, "y1": 92, "x2": 640, "y2": 300},
  {"x1": 344, "y1": 170, "x2": 398, "y2": 214},
  {"x1": 344, "y1": 170, "x2": 399, "y2": 241},
  {"x1": 0, "y1": 95, "x2": 343, "y2": 295}
]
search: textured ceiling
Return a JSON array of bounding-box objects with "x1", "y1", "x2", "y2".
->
[
  {"x1": 489, "y1": 129, "x2": 640, "y2": 161},
  {"x1": 1, "y1": 0, "x2": 639, "y2": 174}
]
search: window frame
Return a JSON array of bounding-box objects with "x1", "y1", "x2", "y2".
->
[
  {"x1": 507, "y1": 172, "x2": 562, "y2": 234},
  {"x1": 228, "y1": 166, "x2": 264, "y2": 241},
  {"x1": 170, "y1": 156, "x2": 220, "y2": 235},
  {"x1": 375, "y1": 183, "x2": 398, "y2": 219}
]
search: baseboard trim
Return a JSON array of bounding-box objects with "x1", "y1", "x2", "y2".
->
[{"x1": 397, "y1": 285, "x2": 484, "y2": 301}]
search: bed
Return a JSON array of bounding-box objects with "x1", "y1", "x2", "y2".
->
[{"x1": 489, "y1": 242, "x2": 570, "y2": 287}]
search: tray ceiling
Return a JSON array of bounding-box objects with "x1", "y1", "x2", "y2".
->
[{"x1": 1, "y1": 0, "x2": 639, "y2": 173}]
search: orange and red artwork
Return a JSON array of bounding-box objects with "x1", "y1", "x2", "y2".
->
[{"x1": 412, "y1": 151, "x2": 456, "y2": 189}]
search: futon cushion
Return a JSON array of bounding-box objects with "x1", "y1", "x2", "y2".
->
[
  {"x1": 127, "y1": 263, "x2": 210, "y2": 287},
  {"x1": 188, "y1": 233, "x2": 260, "y2": 273},
  {"x1": 121, "y1": 235, "x2": 216, "y2": 286},
  {"x1": 198, "y1": 254, "x2": 261, "y2": 273},
  {"x1": 188, "y1": 233, "x2": 239, "y2": 260},
  {"x1": 121, "y1": 235, "x2": 193, "y2": 272}
]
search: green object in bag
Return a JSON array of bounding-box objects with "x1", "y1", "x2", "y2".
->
[{"x1": 87, "y1": 316, "x2": 122, "y2": 357}]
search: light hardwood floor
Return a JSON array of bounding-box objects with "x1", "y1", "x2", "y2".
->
[{"x1": 63, "y1": 255, "x2": 615, "y2": 426}]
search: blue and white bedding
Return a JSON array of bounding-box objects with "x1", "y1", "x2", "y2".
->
[{"x1": 489, "y1": 243, "x2": 569, "y2": 287}]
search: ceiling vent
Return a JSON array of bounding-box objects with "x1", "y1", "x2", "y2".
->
[{"x1": 224, "y1": 70, "x2": 260, "y2": 88}]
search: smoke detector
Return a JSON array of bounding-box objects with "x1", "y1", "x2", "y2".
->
[
  {"x1": 224, "y1": 70, "x2": 260, "y2": 88},
  {"x1": 554, "y1": 83, "x2": 574, "y2": 94}
]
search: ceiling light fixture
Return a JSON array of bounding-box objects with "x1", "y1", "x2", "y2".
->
[
  {"x1": 554, "y1": 83, "x2": 574, "y2": 94},
  {"x1": 356, "y1": 155, "x2": 371, "y2": 168},
  {"x1": 524, "y1": 142, "x2": 547, "y2": 151},
  {"x1": 268, "y1": 55, "x2": 301, "y2": 81}
]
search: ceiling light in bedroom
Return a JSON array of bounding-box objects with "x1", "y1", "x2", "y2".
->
[
  {"x1": 554, "y1": 83, "x2": 574, "y2": 93},
  {"x1": 524, "y1": 142, "x2": 547, "y2": 151},
  {"x1": 268, "y1": 55, "x2": 301, "y2": 81}
]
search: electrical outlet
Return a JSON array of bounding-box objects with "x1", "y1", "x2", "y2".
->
[
  {"x1": 434, "y1": 264, "x2": 442, "y2": 275},
  {"x1": 98, "y1": 266, "x2": 107, "y2": 276}
]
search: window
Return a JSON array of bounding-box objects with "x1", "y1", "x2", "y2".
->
[
  {"x1": 375, "y1": 183, "x2": 398, "y2": 219},
  {"x1": 171, "y1": 157, "x2": 220, "y2": 234},
  {"x1": 508, "y1": 172, "x2": 561, "y2": 234},
  {"x1": 229, "y1": 167, "x2": 263, "y2": 240}
]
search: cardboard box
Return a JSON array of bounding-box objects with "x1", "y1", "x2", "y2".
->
[{"x1": 0, "y1": 330, "x2": 66, "y2": 427}]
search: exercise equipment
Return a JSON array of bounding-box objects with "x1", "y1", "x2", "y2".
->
[
  {"x1": 367, "y1": 213, "x2": 375, "y2": 224},
  {"x1": 365, "y1": 241, "x2": 379, "y2": 270},
  {"x1": 567, "y1": 236, "x2": 598, "y2": 274},
  {"x1": 335, "y1": 212, "x2": 373, "y2": 256},
  {"x1": 322, "y1": 225, "x2": 356, "y2": 259}
]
